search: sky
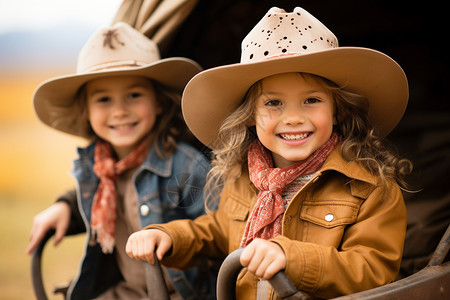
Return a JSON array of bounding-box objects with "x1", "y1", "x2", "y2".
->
[
  {"x1": 0, "y1": 0, "x2": 123, "y2": 34},
  {"x1": 0, "y1": 2, "x2": 124, "y2": 297},
  {"x1": 0, "y1": 0, "x2": 124, "y2": 71}
]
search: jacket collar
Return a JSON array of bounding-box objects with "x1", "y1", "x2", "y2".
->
[
  {"x1": 77, "y1": 140, "x2": 173, "y2": 178},
  {"x1": 240, "y1": 144, "x2": 379, "y2": 192},
  {"x1": 233, "y1": 144, "x2": 379, "y2": 202},
  {"x1": 318, "y1": 144, "x2": 378, "y2": 186},
  {"x1": 138, "y1": 142, "x2": 173, "y2": 178}
]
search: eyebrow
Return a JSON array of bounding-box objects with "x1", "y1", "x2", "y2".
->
[
  {"x1": 87, "y1": 83, "x2": 147, "y2": 97},
  {"x1": 88, "y1": 89, "x2": 107, "y2": 97},
  {"x1": 261, "y1": 89, "x2": 326, "y2": 96}
]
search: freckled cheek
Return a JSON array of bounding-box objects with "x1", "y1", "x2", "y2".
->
[
  {"x1": 254, "y1": 108, "x2": 277, "y2": 132},
  {"x1": 255, "y1": 118, "x2": 276, "y2": 136}
]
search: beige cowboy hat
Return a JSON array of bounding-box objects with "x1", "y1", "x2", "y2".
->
[
  {"x1": 182, "y1": 7, "x2": 408, "y2": 147},
  {"x1": 33, "y1": 21, "x2": 202, "y2": 138}
]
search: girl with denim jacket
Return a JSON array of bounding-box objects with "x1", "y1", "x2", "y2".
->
[
  {"x1": 126, "y1": 7, "x2": 413, "y2": 299},
  {"x1": 27, "y1": 22, "x2": 214, "y2": 299}
]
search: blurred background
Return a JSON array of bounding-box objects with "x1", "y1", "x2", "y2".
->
[
  {"x1": 1, "y1": 1, "x2": 449, "y2": 299},
  {"x1": 0, "y1": 1, "x2": 121, "y2": 299}
]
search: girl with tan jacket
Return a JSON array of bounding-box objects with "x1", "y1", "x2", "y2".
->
[{"x1": 126, "y1": 7, "x2": 412, "y2": 299}]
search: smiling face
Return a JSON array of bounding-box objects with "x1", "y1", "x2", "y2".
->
[
  {"x1": 86, "y1": 75, "x2": 161, "y2": 159},
  {"x1": 253, "y1": 72, "x2": 336, "y2": 168}
]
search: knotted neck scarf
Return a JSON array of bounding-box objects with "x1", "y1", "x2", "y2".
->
[
  {"x1": 91, "y1": 139, "x2": 150, "y2": 253},
  {"x1": 240, "y1": 133, "x2": 339, "y2": 247}
]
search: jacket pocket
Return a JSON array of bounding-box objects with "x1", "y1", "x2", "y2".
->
[
  {"x1": 299, "y1": 200, "x2": 360, "y2": 228},
  {"x1": 223, "y1": 195, "x2": 250, "y2": 249},
  {"x1": 298, "y1": 200, "x2": 362, "y2": 246},
  {"x1": 224, "y1": 194, "x2": 250, "y2": 221}
]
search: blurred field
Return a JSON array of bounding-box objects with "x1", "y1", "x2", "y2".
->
[{"x1": 0, "y1": 71, "x2": 88, "y2": 300}]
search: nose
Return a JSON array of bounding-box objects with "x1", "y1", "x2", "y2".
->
[
  {"x1": 111, "y1": 100, "x2": 129, "y2": 118},
  {"x1": 282, "y1": 104, "x2": 305, "y2": 125}
]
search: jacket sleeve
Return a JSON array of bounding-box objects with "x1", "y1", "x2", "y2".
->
[
  {"x1": 145, "y1": 183, "x2": 235, "y2": 270},
  {"x1": 178, "y1": 150, "x2": 211, "y2": 219},
  {"x1": 55, "y1": 189, "x2": 86, "y2": 235},
  {"x1": 272, "y1": 180, "x2": 407, "y2": 298}
]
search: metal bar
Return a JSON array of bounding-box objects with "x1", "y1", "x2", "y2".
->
[
  {"x1": 332, "y1": 262, "x2": 450, "y2": 300},
  {"x1": 144, "y1": 252, "x2": 170, "y2": 300},
  {"x1": 427, "y1": 224, "x2": 450, "y2": 267},
  {"x1": 31, "y1": 230, "x2": 55, "y2": 300},
  {"x1": 216, "y1": 248, "x2": 307, "y2": 300}
]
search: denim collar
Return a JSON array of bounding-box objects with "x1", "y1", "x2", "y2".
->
[
  {"x1": 138, "y1": 142, "x2": 173, "y2": 178},
  {"x1": 77, "y1": 140, "x2": 173, "y2": 178}
]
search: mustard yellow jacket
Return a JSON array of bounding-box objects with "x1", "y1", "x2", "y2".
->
[{"x1": 148, "y1": 147, "x2": 407, "y2": 299}]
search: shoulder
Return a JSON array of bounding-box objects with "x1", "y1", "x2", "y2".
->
[
  {"x1": 319, "y1": 148, "x2": 402, "y2": 202},
  {"x1": 174, "y1": 142, "x2": 208, "y2": 159},
  {"x1": 220, "y1": 170, "x2": 257, "y2": 203},
  {"x1": 73, "y1": 142, "x2": 96, "y2": 169},
  {"x1": 172, "y1": 142, "x2": 211, "y2": 168},
  {"x1": 316, "y1": 147, "x2": 378, "y2": 199},
  {"x1": 321, "y1": 146, "x2": 378, "y2": 185},
  {"x1": 72, "y1": 142, "x2": 97, "y2": 181},
  {"x1": 75, "y1": 141, "x2": 96, "y2": 158}
]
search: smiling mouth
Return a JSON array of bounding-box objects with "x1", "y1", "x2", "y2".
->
[
  {"x1": 109, "y1": 123, "x2": 137, "y2": 130},
  {"x1": 279, "y1": 132, "x2": 310, "y2": 140}
]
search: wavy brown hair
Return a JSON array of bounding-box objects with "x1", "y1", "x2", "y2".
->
[
  {"x1": 151, "y1": 81, "x2": 190, "y2": 158},
  {"x1": 205, "y1": 72, "x2": 412, "y2": 207},
  {"x1": 58, "y1": 78, "x2": 188, "y2": 158}
]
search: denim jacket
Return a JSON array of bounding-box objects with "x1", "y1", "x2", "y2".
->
[{"x1": 66, "y1": 141, "x2": 214, "y2": 300}]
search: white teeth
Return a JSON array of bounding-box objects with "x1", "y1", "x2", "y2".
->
[
  {"x1": 113, "y1": 124, "x2": 133, "y2": 129},
  {"x1": 280, "y1": 133, "x2": 308, "y2": 140}
]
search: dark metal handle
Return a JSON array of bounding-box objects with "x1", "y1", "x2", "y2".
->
[
  {"x1": 31, "y1": 230, "x2": 55, "y2": 300},
  {"x1": 145, "y1": 252, "x2": 170, "y2": 300},
  {"x1": 427, "y1": 224, "x2": 450, "y2": 267},
  {"x1": 31, "y1": 230, "x2": 170, "y2": 300},
  {"x1": 217, "y1": 248, "x2": 308, "y2": 300}
]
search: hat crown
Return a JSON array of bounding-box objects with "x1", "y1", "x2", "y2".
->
[
  {"x1": 77, "y1": 22, "x2": 160, "y2": 73},
  {"x1": 241, "y1": 7, "x2": 338, "y2": 63}
]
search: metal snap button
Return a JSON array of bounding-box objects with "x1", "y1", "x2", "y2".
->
[
  {"x1": 324, "y1": 213, "x2": 334, "y2": 222},
  {"x1": 140, "y1": 204, "x2": 150, "y2": 216}
]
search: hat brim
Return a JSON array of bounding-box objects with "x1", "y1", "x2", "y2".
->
[
  {"x1": 34, "y1": 57, "x2": 202, "y2": 138},
  {"x1": 182, "y1": 47, "x2": 408, "y2": 147}
]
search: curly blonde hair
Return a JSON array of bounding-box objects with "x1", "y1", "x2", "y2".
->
[{"x1": 205, "y1": 72, "x2": 412, "y2": 207}]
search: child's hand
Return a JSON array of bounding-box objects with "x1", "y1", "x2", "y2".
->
[
  {"x1": 240, "y1": 238, "x2": 287, "y2": 280},
  {"x1": 26, "y1": 201, "x2": 71, "y2": 254},
  {"x1": 126, "y1": 229, "x2": 173, "y2": 264}
]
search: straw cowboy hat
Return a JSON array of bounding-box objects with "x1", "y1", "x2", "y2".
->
[
  {"x1": 33, "y1": 21, "x2": 202, "y2": 138},
  {"x1": 182, "y1": 7, "x2": 408, "y2": 147}
]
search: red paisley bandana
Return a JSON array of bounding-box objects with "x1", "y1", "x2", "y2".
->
[
  {"x1": 240, "y1": 133, "x2": 339, "y2": 247},
  {"x1": 91, "y1": 139, "x2": 149, "y2": 253}
]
